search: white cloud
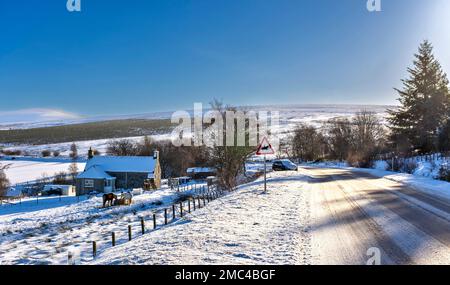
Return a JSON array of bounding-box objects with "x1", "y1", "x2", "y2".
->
[{"x1": 0, "y1": 108, "x2": 81, "y2": 125}]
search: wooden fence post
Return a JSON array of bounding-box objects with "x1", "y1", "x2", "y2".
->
[
  {"x1": 172, "y1": 204, "x2": 176, "y2": 220},
  {"x1": 180, "y1": 202, "x2": 183, "y2": 217},
  {"x1": 203, "y1": 196, "x2": 206, "y2": 206},
  {"x1": 153, "y1": 214, "x2": 157, "y2": 229},
  {"x1": 198, "y1": 197, "x2": 201, "y2": 208},
  {"x1": 92, "y1": 241, "x2": 97, "y2": 258},
  {"x1": 128, "y1": 225, "x2": 132, "y2": 241},
  {"x1": 164, "y1": 208, "x2": 168, "y2": 225},
  {"x1": 193, "y1": 198, "x2": 196, "y2": 211},
  {"x1": 141, "y1": 217, "x2": 145, "y2": 234},
  {"x1": 112, "y1": 232, "x2": 116, "y2": 246},
  {"x1": 188, "y1": 199, "x2": 191, "y2": 213},
  {"x1": 68, "y1": 251, "x2": 74, "y2": 265}
]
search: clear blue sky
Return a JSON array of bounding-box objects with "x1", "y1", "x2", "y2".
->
[{"x1": 1, "y1": 0, "x2": 449, "y2": 116}]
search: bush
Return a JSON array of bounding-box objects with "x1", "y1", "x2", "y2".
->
[
  {"x1": 1, "y1": 149, "x2": 22, "y2": 156},
  {"x1": 53, "y1": 151, "x2": 60, "y2": 157},
  {"x1": 41, "y1": 150, "x2": 51, "y2": 157},
  {"x1": 347, "y1": 152, "x2": 375, "y2": 168},
  {"x1": 402, "y1": 160, "x2": 418, "y2": 174},
  {"x1": 439, "y1": 165, "x2": 450, "y2": 182}
]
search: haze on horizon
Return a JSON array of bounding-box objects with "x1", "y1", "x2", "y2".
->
[{"x1": 1, "y1": 0, "x2": 450, "y2": 116}]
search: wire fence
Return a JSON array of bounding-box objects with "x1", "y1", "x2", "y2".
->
[
  {"x1": 376, "y1": 152, "x2": 450, "y2": 176},
  {"x1": 62, "y1": 183, "x2": 224, "y2": 265}
]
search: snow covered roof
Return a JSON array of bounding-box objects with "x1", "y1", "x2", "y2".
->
[
  {"x1": 186, "y1": 167, "x2": 216, "y2": 174},
  {"x1": 84, "y1": 156, "x2": 156, "y2": 174},
  {"x1": 76, "y1": 165, "x2": 114, "y2": 179},
  {"x1": 6, "y1": 187, "x2": 22, "y2": 197}
]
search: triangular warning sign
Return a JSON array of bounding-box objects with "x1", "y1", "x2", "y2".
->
[{"x1": 256, "y1": 137, "x2": 275, "y2": 155}]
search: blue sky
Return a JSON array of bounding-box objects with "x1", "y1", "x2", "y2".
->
[{"x1": 1, "y1": 0, "x2": 449, "y2": 116}]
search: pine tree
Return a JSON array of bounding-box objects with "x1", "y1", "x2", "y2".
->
[{"x1": 388, "y1": 40, "x2": 450, "y2": 153}]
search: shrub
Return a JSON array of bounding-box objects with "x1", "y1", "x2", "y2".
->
[
  {"x1": 402, "y1": 160, "x2": 418, "y2": 174},
  {"x1": 439, "y1": 165, "x2": 450, "y2": 182},
  {"x1": 1, "y1": 149, "x2": 22, "y2": 156},
  {"x1": 41, "y1": 150, "x2": 51, "y2": 157},
  {"x1": 53, "y1": 151, "x2": 60, "y2": 157},
  {"x1": 347, "y1": 152, "x2": 375, "y2": 169}
]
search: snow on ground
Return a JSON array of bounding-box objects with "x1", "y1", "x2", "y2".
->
[
  {"x1": 1, "y1": 158, "x2": 86, "y2": 185},
  {"x1": 310, "y1": 162, "x2": 450, "y2": 202},
  {"x1": 90, "y1": 171, "x2": 311, "y2": 265},
  {"x1": 1, "y1": 134, "x2": 174, "y2": 159},
  {"x1": 0, "y1": 186, "x2": 201, "y2": 265}
]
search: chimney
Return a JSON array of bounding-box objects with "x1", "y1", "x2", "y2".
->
[
  {"x1": 153, "y1": 150, "x2": 159, "y2": 160},
  {"x1": 88, "y1": 147, "x2": 94, "y2": 159}
]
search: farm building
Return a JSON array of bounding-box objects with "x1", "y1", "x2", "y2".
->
[
  {"x1": 43, "y1": 185, "x2": 76, "y2": 196},
  {"x1": 186, "y1": 167, "x2": 217, "y2": 180},
  {"x1": 75, "y1": 151, "x2": 161, "y2": 195}
]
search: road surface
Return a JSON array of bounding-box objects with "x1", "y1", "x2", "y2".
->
[{"x1": 300, "y1": 167, "x2": 450, "y2": 265}]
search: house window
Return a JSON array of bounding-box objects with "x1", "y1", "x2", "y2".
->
[
  {"x1": 105, "y1": 180, "x2": 111, "y2": 187},
  {"x1": 84, "y1": 179, "x2": 94, "y2": 188}
]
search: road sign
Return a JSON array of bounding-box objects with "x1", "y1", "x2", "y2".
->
[
  {"x1": 256, "y1": 137, "x2": 274, "y2": 193},
  {"x1": 256, "y1": 137, "x2": 275, "y2": 155}
]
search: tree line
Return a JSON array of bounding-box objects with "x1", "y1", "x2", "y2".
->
[{"x1": 290, "y1": 40, "x2": 450, "y2": 169}]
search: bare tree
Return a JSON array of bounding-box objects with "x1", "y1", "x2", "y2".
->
[
  {"x1": 208, "y1": 100, "x2": 254, "y2": 190},
  {"x1": 291, "y1": 124, "x2": 327, "y2": 162},
  {"x1": 106, "y1": 139, "x2": 138, "y2": 156},
  {"x1": 347, "y1": 110, "x2": 386, "y2": 167},
  {"x1": 70, "y1": 143, "x2": 78, "y2": 159},
  {"x1": 0, "y1": 164, "x2": 10, "y2": 197},
  {"x1": 136, "y1": 136, "x2": 154, "y2": 156},
  {"x1": 327, "y1": 118, "x2": 353, "y2": 161},
  {"x1": 68, "y1": 163, "x2": 79, "y2": 182}
]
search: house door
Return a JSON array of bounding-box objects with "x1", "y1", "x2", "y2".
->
[{"x1": 104, "y1": 179, "x2": 114, "y2": 193}]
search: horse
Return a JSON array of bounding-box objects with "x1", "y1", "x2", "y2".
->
[{"x1": 102, "y1": 193, "x2": 117, "y2": 208}]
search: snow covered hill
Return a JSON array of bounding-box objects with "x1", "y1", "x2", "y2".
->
[{"x1": 1, "y1": 104, "x2": 392, "y2": 158}]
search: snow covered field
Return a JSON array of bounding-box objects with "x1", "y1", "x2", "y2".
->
[
  {"x1": 0, "y1": 186, "x2": 199, "y2": 265},
  {"x1": 1, "y1": 158, "x2": 86, "y2": 185}
]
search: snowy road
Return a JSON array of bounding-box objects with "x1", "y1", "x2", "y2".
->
[
  {"x1": 302, "y1": 167, "x2": 450, "y2": 265},
  {"x1": 92, "y1": 167, "x2": 450, "y2": 265}
]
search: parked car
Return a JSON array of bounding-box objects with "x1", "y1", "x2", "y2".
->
[{"x1": 272, "y1": 159, "x2": 298, "y2": 171}]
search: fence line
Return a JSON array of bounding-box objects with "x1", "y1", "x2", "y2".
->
[{"x1": 67, "y1": 183, "x2": 223, "y2": 264}]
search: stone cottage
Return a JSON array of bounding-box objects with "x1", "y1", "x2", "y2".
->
[{"x1": 75, "y1": 150, "x2": 161, "y2": 195}]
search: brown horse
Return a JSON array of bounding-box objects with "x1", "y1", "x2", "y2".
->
[{"x1": 102, "y1": 193, "x2": 117, "y2": 208}]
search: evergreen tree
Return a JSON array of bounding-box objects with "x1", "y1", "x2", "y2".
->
[
  {"x1": 439, "y1": 117, "x2": 450, "y2": 151},
  {"x1": 388, "y1": 41, "x2": 450, "y2": 153}
]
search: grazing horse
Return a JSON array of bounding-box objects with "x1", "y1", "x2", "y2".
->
[{"x1": 103, "y1": 193, "x2": 117, "y2": 208}]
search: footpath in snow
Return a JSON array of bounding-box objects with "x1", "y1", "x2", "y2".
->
[{"x1": 91, "y1": 171, "x2": 312, "y2": 265}]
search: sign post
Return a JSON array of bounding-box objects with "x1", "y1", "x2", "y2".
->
[{"x1": 256, "y1": 137, "x2": 275, "y2": 193}]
